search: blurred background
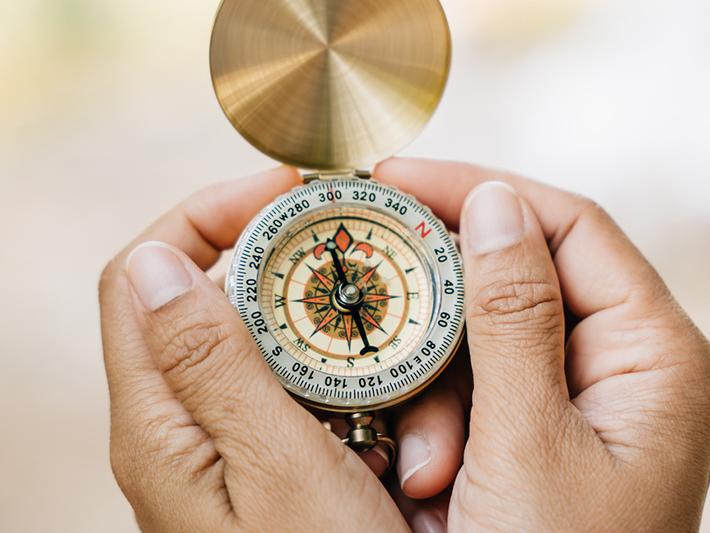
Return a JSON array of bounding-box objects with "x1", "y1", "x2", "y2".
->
[{"x1": 1, "y1": 0, "x2": 709, "y2": 531}]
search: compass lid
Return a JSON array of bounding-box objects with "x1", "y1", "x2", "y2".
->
[{"x1": 210, "y1": 0, "x2": 451, "y2": 171}]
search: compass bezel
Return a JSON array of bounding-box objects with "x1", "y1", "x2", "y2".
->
[{"x1": 227, "y1": 179, "x2": 465, "y2": 413}]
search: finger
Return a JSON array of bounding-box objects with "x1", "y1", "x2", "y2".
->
[
  {"x1": 124, "y1": 241, "x2": 407, "y2": 529},
  {"x1": 460, "y1": 181, "x2": 568, "y2": 424},
  {"x1": 100, "y1": 167, "x2": 301, "y2": 405},
  {"x1": 210, "y1": 271, "x2": 227, "y2": 289},
  {"x1": 394, "y1": 384, "x2": 465, "y2": 499},
  {"x1": 393, "y1": 352, "x2": 470, "y2": 499},
  {"x1": 98, "y1": 168, "x2": 301, "y2": 524},
  {"x1": 125, "y1": 241, "x2": 299, "y2": 447},
  {"x1": 390, "y1": 480, "x2": 450, "y2": 533},
  {"x1": 113, "y1": 166, "x2": 300, "y2": 272},
  {"x1": 374, "y1": 157, "x2": 661, "y2": 319},
  {"x1": 450, "y1": 181, "x2": 599, "y2": 531},
  {"x1": 360, "y1": 448, "x2": 390, "y2": 478},
  {"x1": 374, "y1": 157, "x2": 572, "y2": 234}
]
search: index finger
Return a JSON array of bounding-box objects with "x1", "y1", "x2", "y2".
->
[
  {"x1": 106, "y1": 166, "x2": 302, "y2": 274},
  {"x1": 373, "y1": 157, "x2": 663, "y2": 318}
]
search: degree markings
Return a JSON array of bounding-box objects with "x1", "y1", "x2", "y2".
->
[{"x1": 229, "y1": 179, "x2": 465, "y2": 408}]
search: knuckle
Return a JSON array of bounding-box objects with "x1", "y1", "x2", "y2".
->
[
  {"x1": 159, "y1": 318, "x2": 233, "y2": 379},
  {"x1": 569, "y1": 192, "x2": 610, "y2": 223},
  {"x1": 574, "y1": 193, "x2": 602, "y2": 213},
  {"x1": 471, "y1": 277, "x2": 563, "y2": 331},
  {"x1": 182, "y1": 186, "x2": 219, "y2": 222}
]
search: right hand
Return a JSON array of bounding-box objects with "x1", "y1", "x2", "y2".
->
[{"x1": 375, "y1": 158, "x2": 710, "y2": 531}]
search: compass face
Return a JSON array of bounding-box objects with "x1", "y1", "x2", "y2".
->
[{"x1": 228, "y1": 179, "x2": 464, "y2": 411}]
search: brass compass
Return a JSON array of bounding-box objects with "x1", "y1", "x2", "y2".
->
[{"x1": 212, "y1": 0, "x2": 464, "y2": 457}]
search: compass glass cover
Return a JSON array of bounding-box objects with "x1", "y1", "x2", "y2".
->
[
  {"x1": 261, "y1": 207, "x2": 433, "y2": 373},
  {"x1": 228, "y1": 180, "x2": 464, "y2": 411}
]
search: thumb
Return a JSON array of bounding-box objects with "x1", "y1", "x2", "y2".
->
[
  {"x1": 125, "y1": 241, "x2": 407, "y2": 530},
  {"x1": 460, "y1": 181, "x2": 568, "y2": 430},
  {"x1": 125, "y1": 241, "x2": 301, "y2": 445}
]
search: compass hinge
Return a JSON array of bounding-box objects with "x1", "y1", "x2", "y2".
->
[{"x1": 303, "y1": 170, "x2": 371, "y2": 184}]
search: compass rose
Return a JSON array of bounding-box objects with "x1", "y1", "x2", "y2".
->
[{"x1": 296, "y1": 223, "x2": 400, "y2": 356}]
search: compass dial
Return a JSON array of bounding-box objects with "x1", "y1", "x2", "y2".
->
[
  {"x1": 228, "y1": 179, "x2": 464, "y2": 411},
  {"x1": 262, "y1": 210, "x2": 432, "y2": 372}
]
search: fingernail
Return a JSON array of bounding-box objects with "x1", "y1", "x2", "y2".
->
[
  {"x1": 398, "y1": 434, "x2": 431, "y2": 490},
  {"x1": 126, "y1": 242, "x2": 192, "y2": 311},
  {"x1": 412, "y1": 511, "x2": 446, "y2": 533},
  {"x1": 372, "y1": 445, "x2": 390, "y2": 466},
  {"x1": 464, "y1": 181, "x2": 524, "y2": 255}
]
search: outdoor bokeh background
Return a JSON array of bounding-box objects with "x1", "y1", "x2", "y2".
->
[{"x1": 1, "y1": 0, "x2": 709, "y2": 531}]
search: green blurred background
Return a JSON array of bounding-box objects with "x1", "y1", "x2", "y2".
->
[{"x1": 1, "y1": 0, "x2": 709, "y2": 531}]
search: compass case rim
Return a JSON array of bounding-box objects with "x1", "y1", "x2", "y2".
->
[
  {"x1": 226, "y1": 179, "x2": 466, "y2": 412},
  {"x1": 210, "y1": 0, "x2": 451, "y2": 171}
]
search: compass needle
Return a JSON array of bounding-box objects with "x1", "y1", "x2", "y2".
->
[
  {"x1": 326, "y1": 239, "x2": 349, "y2": 286},
  {"x1": 352, "y1": 310, "x2": 378, "y2": 356}
]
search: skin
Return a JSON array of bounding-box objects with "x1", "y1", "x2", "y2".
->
[
  {"x1": 99, "y1": 159, "x2": 710, "y2": 532},
  {"x1": 376, "y1": 158, "x2": 710, "y2": 531},
  {"x1": 99, "y1": 167, "x2": 406, "y2": 532}
]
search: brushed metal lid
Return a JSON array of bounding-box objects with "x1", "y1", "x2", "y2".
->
[{"x1": 210, "y1": 0, "x2": 451, "y2": 171}]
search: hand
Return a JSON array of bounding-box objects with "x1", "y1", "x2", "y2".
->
[
  {"x1": 372, "y1": 158, "x2": 710, "y2": 531},
  {"x1": 98, "y1": 168, "x2": 408, "y2": 532}
]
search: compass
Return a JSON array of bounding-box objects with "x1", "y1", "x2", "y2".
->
[{"x1": 212, "y1": 0, "x2": 465, "y2": 455}]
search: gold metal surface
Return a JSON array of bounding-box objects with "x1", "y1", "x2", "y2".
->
[{"x1": 210, "y1": 0, "x2": 451, "y2": 171}]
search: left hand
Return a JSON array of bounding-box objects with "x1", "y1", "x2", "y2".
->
[{"x1": 99, "y1": 167, "x2": 409, "y2": 532}]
